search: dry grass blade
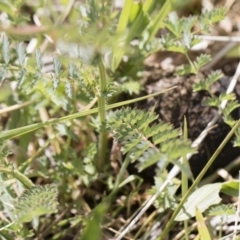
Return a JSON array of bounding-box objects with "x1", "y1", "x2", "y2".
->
[{"x1": 0, "y1": 100, "x2": 33, "y2": 115}]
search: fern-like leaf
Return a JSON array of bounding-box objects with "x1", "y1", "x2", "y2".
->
[
  {"x1": 164, "y1": 12, "x2": 184, "y2": 37},
  {"x1": 52, "y1": 74, "x2": 59, "y2": 90},
  {"x1": 15, "y1": 184, "x2": 58, "y2": 223},
  {"x1": 0, "y1": 66, "x2": 8, "y2": 86},
  {"x1": 161, "y1": 33, "x2": 187, "y2": 54},
  {"x1": 17, "y1": 42, "x2": 26, "y2": 67},
  {"x1": 17, "y1": 68, "x2": 26, "y2": 88},
  {"x1": 219, "y1": 93, "x2": 236, "y2": 102},
  {"x1": 65, "y1": 81, "x2": 73, "y2": 98},
  {"x1": 206, "y1": 70, "x2": 224, "y2": 85},
  {"x1": 176, "y1": 63, "x2": 196, "y2": 75},
  {"x1": 68, "y1": 62, "x2": 78, "y2": 79},
  {"x1": 193, "y1": 54, "x2": 211, "y2": 70},
  {"x1": 148, "y1": 170, "x2": 180, "y2": 211},
  {"x1": 120, "y1": 81, "x2": 141, "y2": 95},
  {"x1": 193, "y1": 70, "x2": 223, "y2": 92},
  {"x1": 2, "y1": 35, "x2": 10, "y2": 64},
  {"x1": 164, "y1": 13, "x2": 197, "y2": 38},
  {"x1": 53, "y1": 57, "x2": 62, "y2": 76},
  {"x1": 35, "y1": 49, "x2": 43, "y2": 71},
  {"x1": 208, "y1": 204, "x2": 235, "y2": 221},
  {"x1": 205, "y1": 96, "x2": 220, "y2": 107},
  {"x1": 32, "y1": 71, "x2": 41, "y2": 87},
  {"x1": 182, "y1": 31, "x2": 192, "y2": 49},
  {"x1": 222, "y1": 100, "x2": 240, "y2": 115},
  {"x1": 205, "y1": 93, "x2": 236, "y2": 108},
  {"x1": 199, "y1": 7, "x2": 226, "y2": 32},
  {"x1": 108, "y1": 108, "x2": 196, "y2": 172},
  {"x1": 223, "y1": 115, "x2": 236, "y2": 128},
  {"x1": 62, "y1": 143, "x2": 98, "y2": 186}
]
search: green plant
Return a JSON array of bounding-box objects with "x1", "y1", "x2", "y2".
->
[{"x1": 0, "y1": 0, "x2": 239, "y2": 239}]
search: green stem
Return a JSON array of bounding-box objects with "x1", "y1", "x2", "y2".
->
[
  {"x1": 182, "y1": 117, "x2": 189, "y2": 240},
  {"x1": 113, "y1": 155, "x2": 131, "y2": 192},
  {"x1": 158, "y1": 120, "x2": 240, "y2": 240},
  {"x1": 0, "y1": 167, "x2": 34, "y2": 188},
  {"x1": 185, "y1": 52, "x2": 197, "y2": 74},
  {"x1": 97, "y1": 57, "x2": 108, "y2": 170},
  {"x1": 1, "y1": 86, "x2": 176, "y2": 141}
]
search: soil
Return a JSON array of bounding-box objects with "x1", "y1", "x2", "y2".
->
[
  {"x1": 130, "y1": 0, "x2": 240, "y2": 180},
  {"x1": 138, "y1": 52, "x2": 240, "y2": 177}
]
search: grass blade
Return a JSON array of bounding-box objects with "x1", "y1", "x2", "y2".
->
[{"x1": 0, "y1": 87, "x2": 176, "y2": 140}]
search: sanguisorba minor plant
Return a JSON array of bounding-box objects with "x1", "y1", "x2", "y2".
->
[{"x1": 0, "y1": 0, "x2": 239, "y2": 239}]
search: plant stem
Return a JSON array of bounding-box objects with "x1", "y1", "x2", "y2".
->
[
  {"x1": 97, "y1": 56, "x2": 108, "y2": 170},
  {"x1": 182, "y1": 117, "x2": 189, "y2": 240},
  {"x1": 158, "y1": 120, "x2": 240, "y2": 240},
  {"x1": 0, "y1": 167, "x2": 34, "y2": 188},
  {"x1": 1, "y1": 86, "x2": 176, "y2": 141}
]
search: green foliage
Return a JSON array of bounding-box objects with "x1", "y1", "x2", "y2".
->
[
  {"x1": 176, "y1": 54, "x2": 212, "y2": 75},
  {"x1": 163, "y1": 6, "x2": 240, "y2": 146},
  {"x1": 15, "y1": 184, "x2": 58, "y2": 223},
  {"x1": 108, "y1": 107, "x2": 196, "y2": 172},
  {"x1": 157, "y1": 7, "x2": 240, "y2": 239},
  {"x1": 199, "y1": 7, "x2": 226, "y2": 32},
  {"x1": 0, "y1": 36, "x2": 116, "y2": 113},
  {"x1": 148, "y1": 170, "x2": 180, "y2": 211},
  {"x1": 118, "y1": 80, "x2": 141, "y2": 95},
  {"x1": 81, "y1": 202, "x2": 107, "y2": 240},
  {"x1": 193, "y1": 70, "x2": 223, "y2": 91},
  {"x1": 0, "y1": 1, "x2": 237, "y2": 239},
  {"x1": 221, "y1": 180, "x2": 240, "y2": 197},
  {"x1": 2, "y1": 35, "x2": 10, "y2": 65},
  {"x1": 111, "y1": 0, "x2": 174, "y2": 73},
  {"x1": 192, "y1": 69, "x2": 240, "y2": 146},
  {"x1": 233, "y1": 126, "x2": 240, "y2": 147},
  {"x1": 0, "y1": 35, "x2": 10, "y2": 85},
  {"x1": 202, "y1": 86, "x2": 240, "y2": 143},
  {"x1": 61, "y1": 143, "x2": 98, "y2": 186},
  {"x1": 208, "y1": 204, "x2": 235, "y2": 219},
  {"x1": 161, "y1": 13, "x2": 201, "y2": 56},
  {"x1": 32, "y1": 49, "x2": 43, "y2": 87},
  {"x1": 162, "y1": 7, "x2": 226, "y2": 75},
  {"x1": 205, "y1": 93, "x2": 236, "y2": 107},
  {"x1": 164, "y1": 13, "x2": 197, "y2": 38}
]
